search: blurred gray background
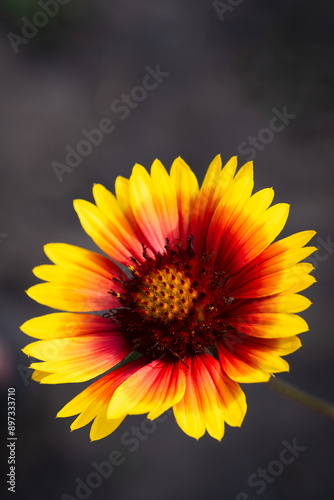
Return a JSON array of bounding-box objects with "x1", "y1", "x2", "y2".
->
[{"x1": 0, "y1": 1, "x2": 333, "y2": 499}]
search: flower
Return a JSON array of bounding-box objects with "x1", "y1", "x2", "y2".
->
[{"x1": 21, "y1": 156, "x2": 316, "y2": 441}]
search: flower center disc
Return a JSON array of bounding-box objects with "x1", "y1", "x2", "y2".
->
[
  {"x1": 134, "y1": 266, "x2": 198, "y2": 322},
  {"x1": 111, "y1": 241, "x2": 234, "y2": 360}
]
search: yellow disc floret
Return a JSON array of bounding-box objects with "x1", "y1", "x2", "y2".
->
[
  {"x1": 134, "y1": 266, "x2": 198, "y2": 322},
  {"x1": 113, "y1": 242, "x2": 234, "y2": 358}
]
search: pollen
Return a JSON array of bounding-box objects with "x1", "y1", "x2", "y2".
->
[
  {"x1": 112, "y1": 241, "x2": 235, "y2": 359},
  {"x1": 135, "y1": 267, "x2": 197, "y2": 321}
]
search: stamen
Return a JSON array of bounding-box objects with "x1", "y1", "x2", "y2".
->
[
  {"x1": 112, "y1": 240, "x2": 234, "y2": 360},
  {"x1": 142, "y1": 244, "x2": 149, "y2": 259}
]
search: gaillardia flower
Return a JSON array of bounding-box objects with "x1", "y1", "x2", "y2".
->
[{"x1": 21, "y1": 156, "x2": 316, "y2": 441}]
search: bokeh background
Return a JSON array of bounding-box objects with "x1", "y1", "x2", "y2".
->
[{"x1": 1, "y1": 1, "x2": 333, "y2": 499}]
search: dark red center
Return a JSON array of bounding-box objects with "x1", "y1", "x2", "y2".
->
[{"x1": 108, "y1": 239, "x2": 235, "y2": 360}]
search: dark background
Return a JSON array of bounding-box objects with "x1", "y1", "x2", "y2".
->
[{"x1": 1, "y1": 1, "x2": 333, "y2": 499}]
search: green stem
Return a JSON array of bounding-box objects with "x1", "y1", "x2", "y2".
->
[{"x1": 267, "y1": 377, "x2": 334, "y2": 419}]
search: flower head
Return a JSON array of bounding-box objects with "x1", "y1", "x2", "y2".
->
[{"x1": 21, "y1": 156, "x2": 316, "y2": 441}]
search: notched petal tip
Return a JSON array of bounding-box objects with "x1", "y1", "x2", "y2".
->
[{"x1": 233, "y1": 160, "x2": 254, "y2": 185}]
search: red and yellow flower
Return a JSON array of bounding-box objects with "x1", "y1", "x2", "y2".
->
[{"x1": 21, "y1": 156, "x2": 316, "y2": 441}]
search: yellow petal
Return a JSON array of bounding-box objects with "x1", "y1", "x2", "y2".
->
[
  {"x1": 24, "y1": 332, "x2": 130, "y2": 383},
  {"x1": 20, "y1": 313, "x2": 115, "y2": 339},
  {"x1": 26, "y1": 281, "x2": 117, "y2": 312},
  {"x1": 190, "y1": 156, "x2": 237, "y2": 254},
  {"x1": 150, "y1": 159, "x2": 179, "y2": 242},
  {"x1": 74, "y1": 199, "x2": 133, "y2": 264},
  {"x1": 173, "y1": 354, "x2": 246, "y2": 440},
  {"x1": 92, "y1": 184, "x2": 144, "y2": 262},
  {"x1": 57, "y1": 358, "x2": 144, "y2": 438},
  {"x1": 206, "y1": 174, "x2": 255, "y2": 265},
  {"x1": 31, "y1": 370, "x2": 50, "y2": 382},
  {"x1": 115, "y1": 176, "x2": 141, "y2": 232},
  {"x1": 218, "y1": 333, "x2": 297, "y2": 383},
  {"x1": 229, "y1": 312, "x2": 309, "y2": 338},
  {"x1": 129, "y1": 164, "x2": 166, "y2": 252},
  {"x1": 170, "y1": 157, "x2": 199, "y2": 239},
  {"x1": 107, "y1": 358, "x2": 186, "y2": 420},
  {"x1": 233, "y1": 160, "x2": 253, "y2": 183},
  {"x1": 89, "y1": 415, "x2": 125, "y2": 441},
  {"x1": 44, "y1": 243, "x2": 121, "y2": 280}
]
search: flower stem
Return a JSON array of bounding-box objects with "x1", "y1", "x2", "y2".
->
[{"x1": 267, "y1": 377, "x2": 334, "y2": 419}]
